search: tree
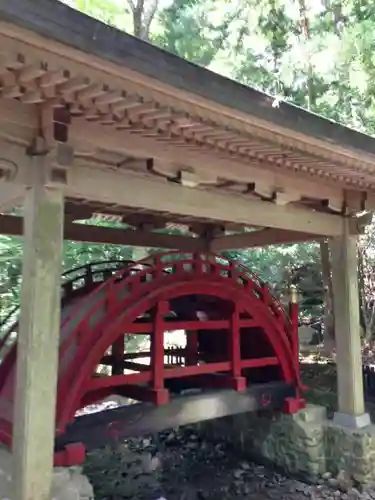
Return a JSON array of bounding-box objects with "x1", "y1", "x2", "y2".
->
[
  {"x1": 4, "y1": 0, "x2": 375, "y2": 349},
  {"x1": 127, "y1": 0, "x2": 159, "y2": 40},
  {"x1": 155, "y1": 0, "x2": 239, "y2": 66}
]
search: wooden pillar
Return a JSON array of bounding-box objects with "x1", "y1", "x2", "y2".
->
[
  {"x1": 13, "y1": 161, "x2": 64, "y2": 500},
  {"x1": 185, "y1": 330, "x2": 198, "y2": 365},
  {"x1": 151, "y1": 301, "x2": 169, "y2": 405},
  {"x1": 229, "y1": 305, "x2": 246, "y2": 391},
  {"x1": 329, "y1": 220, "x2": 370, "y2": 428},
  {"x1": 111, "y1": 336, "x2": 125, "y2": 375}
]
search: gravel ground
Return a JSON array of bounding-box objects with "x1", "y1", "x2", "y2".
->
[
  {"x1": 83, "y1": 425, "x2": 375, "y2": 500},
  {"x1": 80, "y1": 363, "x2": 375, "y2": 500}
]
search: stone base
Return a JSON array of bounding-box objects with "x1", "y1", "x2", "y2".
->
[
  {"x1": 199, "y1": 404, "x2": 375, "y2": 488},
  {"x1": 0, "y1": 445, "x2": 94, "y2": 499},
  {"x1": 333, "y1": 411, "x2": 371, "y2": 429}
]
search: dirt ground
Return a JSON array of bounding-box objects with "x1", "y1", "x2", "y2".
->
[{"x1": 83, "y1": 360, "x2": 375, "y2": 500}]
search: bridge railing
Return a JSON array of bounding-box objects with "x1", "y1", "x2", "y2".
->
[{"x1": 0, "y1": 260, "x2": 131, "y2": 362}]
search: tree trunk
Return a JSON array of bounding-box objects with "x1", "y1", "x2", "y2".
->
[
  {"x1": 297, "y1": 0, "x2": 314, "y2": 109},
  {"x1": 127, "y1": 0, "x2": 159, "y2": 41}
]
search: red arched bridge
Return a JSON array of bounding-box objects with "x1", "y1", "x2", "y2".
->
[{"x1": 0, "y1": 251, "x2": 305, "y2": 466}]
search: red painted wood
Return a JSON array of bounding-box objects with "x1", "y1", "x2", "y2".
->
[
  {"x1": 0, "y1": 250, "x2": 304, "y2": 456},
  {"x1": 152, "y1": 301, "x2": 166, "y2": 390},
  {"x1": 54, "y1": 443, "x2": 85, "y2": 467},
  {"x1": 0, "y1": 259, "x2": 129, "y2": 355},
  {"x1": 58, "y1": 251, "x2": 291, "y2": 364},
  {"x1": 165, "y1": 361, "x2": 230, "y2": 378},
  {"x1": 230, "y1": 305, "x2": 241, "y2": 378},
  {"x1": 227, "y1": 304, "x2": 247, "y2": 391},
  {"x1": 283, "y1": 396, "x2": 306, "y2": 414},
  {"x1": 150, "y1": 301, "x2": 170, "y2": 405},
  {"x1": 240, "y1": 357, "x2": 279, "y2": 368},
  {"x1": 120, "y1": 318, "x2": 259, "y2": 334},
  {"x1": 289, "y1": 302, "x2": 299, "y2": 366},
  {"x1": 57, "y1": 279, "x2": 299, "y2": 429}
]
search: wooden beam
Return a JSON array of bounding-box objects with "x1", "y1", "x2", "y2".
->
[
  {"x1": 0, "y1": 100, "x2": 356, "y2": 214},
  {"x1": 0, "y1": 214, "x2": 204, "y2": 250},
  {"x1": 0, "y1": 141, "x2": 350, "y2": 236},
  {"x1": 210, "y1": 228, "x2": 320, "y2": 251},
  {"x1": 63, "y1": 168, "x2": 346, "y2": 236},
  {"x1": 2, "y1": 2, "x2": 375, "y2": 176}
]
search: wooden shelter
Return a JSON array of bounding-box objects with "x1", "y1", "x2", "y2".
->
[{"x1": 0, "y1": 1, "x2": 373, "y2": 498}]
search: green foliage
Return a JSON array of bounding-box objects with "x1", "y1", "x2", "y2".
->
[
  {"x1": 154, "y1": 0, "x2": 236, "y2": 66},
  {"x1": 6, "y1": 0, "x2": 375, "y2": 332},
  {"x1": 68, "y1": 0, "x2": 131, "y2": 28}
]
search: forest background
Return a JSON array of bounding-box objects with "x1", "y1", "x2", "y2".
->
[{"x1": 2, "y1": 0, "x2": 375, "y2": 350}]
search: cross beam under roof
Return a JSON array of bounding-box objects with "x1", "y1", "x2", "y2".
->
[
  {"x1": 3, "y1": 156, "x2": 347, "y2": 236},
  {"x1": 0, "y1": 215, "x2": 203, "y2": 251},
  {"x1": 0, "y1": 214, "x2": 321, "y2": 249}
]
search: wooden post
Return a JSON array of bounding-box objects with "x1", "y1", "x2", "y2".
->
[
  {"x1": 329, "y1": 220, "x2": 370, "y2": 428},
  {"x1": 13, "y1": 157, "x2": 64, "y2": 500},
  {"x1": 229, "y1": 304, "x2": 246, "y2": 391},
  {"x1": 185, "y1": 330, "x2": 198, "y2": 365},
  {"x1": 111, "y1": 336, "x2": 125, "y2": 375},
  {"x1": 151, "y1": 301, "x2": 169, "y2": 405}
]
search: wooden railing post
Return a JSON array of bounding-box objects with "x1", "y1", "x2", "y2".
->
[
  {"x1": 229, "y1": 304, "x2": 246, "y2": 391},
  {"x1": 151, "y1": 300, "x2": 169, "y2": 405}
]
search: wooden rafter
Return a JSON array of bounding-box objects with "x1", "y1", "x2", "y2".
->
[
  {"x1": 0, "y1": 1, "x2": 374, "y2": 240},
  {"x1": 0, "y1": 4, "x2": 374, "y2": 201}
]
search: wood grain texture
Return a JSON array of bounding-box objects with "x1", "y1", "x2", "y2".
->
[{"x1": 0, "y1": 0, "x2": 374, "y2": 159}]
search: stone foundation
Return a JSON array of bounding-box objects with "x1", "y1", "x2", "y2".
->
[
  {"x1": 0, "y1": 446, "x2": 94, "y2": 499},
  {"x1": 199, "y1": 404, "x2": 375, "y2": 489}
]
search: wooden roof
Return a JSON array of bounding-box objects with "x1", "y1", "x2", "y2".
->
[{"x1": 0, "y1": 0, "x2": 374, "y2": 240}]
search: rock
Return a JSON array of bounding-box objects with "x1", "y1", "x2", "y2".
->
[
  {"x1": 82, "y1": 424, "x2": 375, "y2": 500},
  {"x1": 337, "y1": 469, "x2": 354, "y2": 492},
  {"x1": 328, "y1": 478, "x2": 340, "y2": 489},
  {"x1": 51, "y1": 468, "x2": 71, "y2": 490},
  {"x1": 233, "y1": 469, "x2": 244, "y2": 479},
  {"x1": 166, "y1": 432, "x2": 177, "y2": 444},
  {"x1": 142, "y1": 452, "x2": 163, "y2": 473}
]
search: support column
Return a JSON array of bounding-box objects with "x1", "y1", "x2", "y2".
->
[
  {"x1": 329, "y1": 220, "x2": 370, "y2": 428},
  {"x1": 13, "y1": 161, "x2": 64, "y2": 500},
  {"x1": 111, "y1": 336, "x2": 125, "y2": 375},
  {"x1": 185, "y1": 330, "x2": 198, "y2": 366},
  {"x1": 151, "y1": 301, "x2": 169, "y2": 405},
  {"x1": 228, "y1": 305, "x2": 246, "y2": 391}
]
